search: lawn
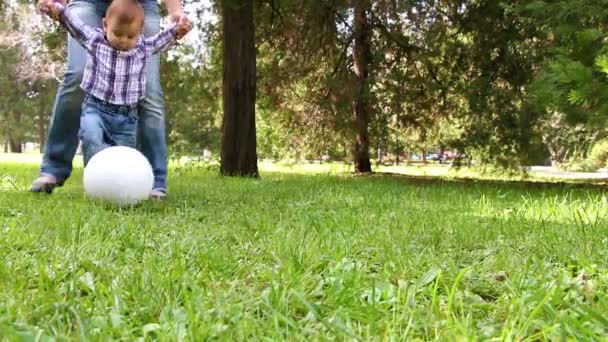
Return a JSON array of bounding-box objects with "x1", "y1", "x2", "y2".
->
[{"x1": 1, "y1": 161, "x2": 607, "y2": 340}]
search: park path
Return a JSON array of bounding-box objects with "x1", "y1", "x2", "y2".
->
[{"x1": 529, "y1": 166, "x2": 608, "y2": 180}]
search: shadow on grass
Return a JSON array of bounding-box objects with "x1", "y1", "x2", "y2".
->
[{"x1": 363, "y1": 172, "x2": 608, "y2": 192}]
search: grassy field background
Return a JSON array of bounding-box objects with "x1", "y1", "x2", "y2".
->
[{"x1": 1, "y1": 156, "x2": 607, "y2": 340}]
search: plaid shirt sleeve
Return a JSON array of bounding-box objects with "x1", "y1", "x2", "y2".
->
[
  {"x1": 143, "y1": 24, "x2": 178, "y2": 56},
  {"x1": 56, "y1": 3, "x2": 96, "y2": 46}
]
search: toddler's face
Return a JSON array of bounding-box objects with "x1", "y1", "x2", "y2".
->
[{"x1": 103, "y1": 15, "x2": 142, "y2": 51}]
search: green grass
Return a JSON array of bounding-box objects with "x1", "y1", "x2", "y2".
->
[{"x1": 1, "y1": 161, "x2": 608, "y2": 340}]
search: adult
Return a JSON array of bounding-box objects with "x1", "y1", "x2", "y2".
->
[{"x1": 31, "y1": 0, "x2": 184, "y2": 199}]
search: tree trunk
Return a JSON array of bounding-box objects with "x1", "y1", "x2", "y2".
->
[
  {"x1": 39, "y1": 96, "x2": 48, "y2": 153},
  {"x1": 8, "y1": 109, "x2": 23, "y2": 153},
  {"x1": 376, "y1": 139, "x2": 382, "y2": 166},
  {"x1": 421, "y1": 149, "x2": 427, "y2": 164},
  {"x1": 220, "y1": 0, "x2": 259, "y2": 177},
  {"x1": 394, "y1": 112, "x2": 400, "y2": 166},
  {"x1": 352, "y1": 0, "x2": 372, "y2": 173},
  {"x1": 9, "y1": 138, "x2": 22, "y2": 153},
  {"x1": 39, "y1": 119, "x2": 46, "y2": 153}
]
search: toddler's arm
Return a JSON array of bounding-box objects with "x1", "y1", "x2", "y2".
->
[
  {"x1": 143, "y1": 25, "x2": 178, "y2": 56},
  {"x1": 40, "y1": 0, "x2": 95, "y2": 46},
  {"x1": 143, "y1": 15, "x2": 192, "y2": 56}
]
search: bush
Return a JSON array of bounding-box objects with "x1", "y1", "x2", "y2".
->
[
  {"x1": 589, "y1": 139, "x2": 608, "y2": 168},
  {"x1": 559, "y1": 157, "x2": 598, "y2": 172}
]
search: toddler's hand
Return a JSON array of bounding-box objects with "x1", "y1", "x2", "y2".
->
[{"x1": 175, "y1": 15, "x2": 193, "y2": 39}]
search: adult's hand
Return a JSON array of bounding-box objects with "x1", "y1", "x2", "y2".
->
[
  {"x1": 38, "y1": 0, "x2": 66, "y2": 21},
  {"x1": 165, "y1": 0, "x2": 184, "y2": 24}
]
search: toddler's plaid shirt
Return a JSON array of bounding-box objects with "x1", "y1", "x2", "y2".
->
[{"x1": 57, "y1": 4, "x2": 177, "y2": 105}]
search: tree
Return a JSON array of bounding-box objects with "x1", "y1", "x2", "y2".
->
[
  {"x1": 162, "y1": 58, "x2": 222, "y2": 156},
  {"x1": 220, "y1": 0, "x2": 259, "y2": 177},
  {"x1": 522, "y1": 0, "x2": 608, "y2": 166},
  {"x1": 0, "y1": 29, "x2": 39, "y2": 153},
  {"x1": 0, "y1": 2, "x2": 60, "y2": 153},
  {"x1": 352, "y1": 0, "x2": 373, "y2": 172},
  {"x1": 431, "y1": 0, "x2": 544, "y2": 168},
  {"x1": 253, "y1": 1, "x2": 354, "y2": 162}
]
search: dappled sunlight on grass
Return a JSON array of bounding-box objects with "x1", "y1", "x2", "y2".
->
[
  {"x1": 1, "y1": 162, "x2": 607, "y2": 339},
  {"x1": 0, "y1": 152, "x2": 43, "y2": 164},
  {"x1": 259, "y1": 160, "x2": 353, "y2": 174},
  {"x1": 3, "y1": 153, "x2": 607, "y2": 184},
  {"x1": 0, "y1": 153, "x2": 84, "y2": 168},
  {"x1": 0, "y1": 174, "x2": 21, "y2": 192}
]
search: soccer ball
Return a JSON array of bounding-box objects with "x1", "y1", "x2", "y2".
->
[{"x1": 83, "y1": 146, "x2": 154, "y2": 206}]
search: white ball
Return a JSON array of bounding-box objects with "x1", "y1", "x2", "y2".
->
[{"x1": 83, "y1": 146, "x2": 154, "y2": 206}]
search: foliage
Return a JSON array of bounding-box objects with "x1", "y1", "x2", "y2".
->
[{"x1": 524, "y1": 0, "x2": 608, "y2": 126}]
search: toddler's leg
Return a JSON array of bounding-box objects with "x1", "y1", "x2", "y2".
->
[
  {"x1": 108, "y1": 110, "x2": 138, "y2": 149},
  {"x1": 79, "y1": 104, "x2": 108, "y2": 166}
]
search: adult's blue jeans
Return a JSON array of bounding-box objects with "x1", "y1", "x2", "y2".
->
[{"x1": 40, "y1": 0, "x2": 168, "y2": 189}]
